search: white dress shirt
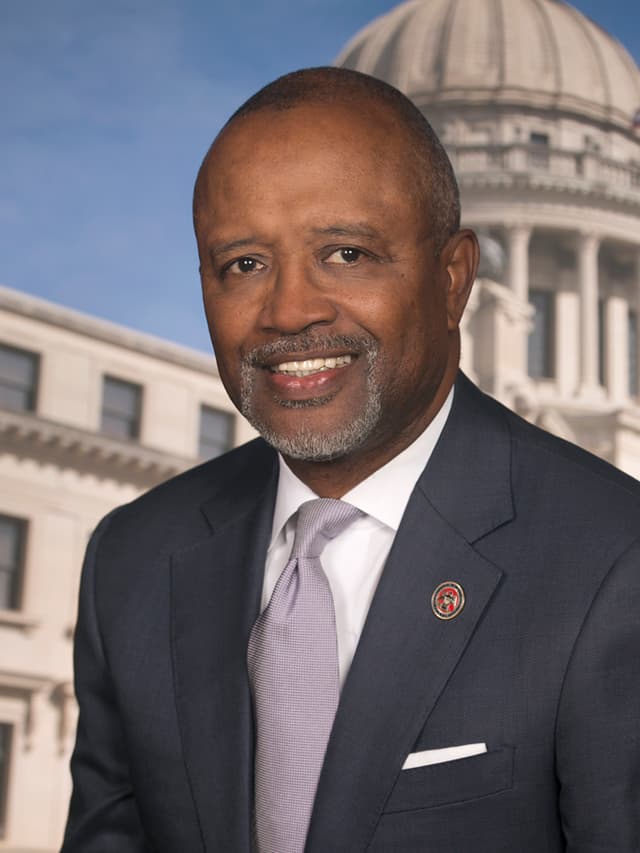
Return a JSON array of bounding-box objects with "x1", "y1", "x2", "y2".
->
[{"x1": 261, "y1": 389, "x2": 453, "y2": 687}]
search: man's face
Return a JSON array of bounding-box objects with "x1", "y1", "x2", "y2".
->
[{"x1": 195, "y1": 101, "x2": 463, "y2": 468}]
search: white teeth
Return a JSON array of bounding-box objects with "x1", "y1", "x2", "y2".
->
[{"x1": 272, "y1": 354, "x2": 352, "y2": 376}]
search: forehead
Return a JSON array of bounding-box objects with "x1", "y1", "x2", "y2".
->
[{"x1": 198, "y1": 101, "x2": 424, "y2": 221}]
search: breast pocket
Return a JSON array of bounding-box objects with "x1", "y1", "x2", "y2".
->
[{"x1": 383, "y1": 746, "x2": 515, "y2": 813}]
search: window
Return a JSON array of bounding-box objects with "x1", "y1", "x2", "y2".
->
[
  {"x1": 198, "y1": 405, "x2": 234, "y2": 459},
  {"x1": 528, "y1": 290, "x2": 555, "y2": 379},
  {"x1": 0, "y1": 516, "x2": 26, "y2": 612},
  {"x1": 0, "y1": 343, "x2": 39, "y2": 412},
  {"x1": 529, "y1": 132, "x2": 549, "y2": 169},
  {"x1": 101, "y1": 376, "x2": 142, "y2": 440},
  {"x1": 0, "y1": 723, "x2": 11, "y2": 839},
  {"x1": 530, "y1": 132, "x2": 549, "y2": 146},
  {"x1": 629, "y1": 309, "x2": 638, "y2": 397}
]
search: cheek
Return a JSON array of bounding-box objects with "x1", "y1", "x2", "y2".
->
[
  {"x1": 204, "y1": 289, "x2": 253, "y2": 352},
  {"x1": 395, "y1": 301, "x2": 448, "y2": 376},
  {"x1": 202, "y1": 308, "x2": 248, "y2": 397}
]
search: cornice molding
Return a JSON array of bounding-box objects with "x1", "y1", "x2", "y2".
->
[
  {"x1": 449, "y1": 143, "x2": 640, "y2": 212},
  {"x1": 458, "y1": 173, "x2": 640, "y2": 212},
  {"x1": 0, "y1": 407, "x2": 193, "y2": 485}
]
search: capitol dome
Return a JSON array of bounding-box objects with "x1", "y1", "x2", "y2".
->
[
  {"x1": 336, "y1": 0, "x2": 640, "y2": 131},
  {"x1": 336, "y1": 0, "x2": 640, "y2": 478}
]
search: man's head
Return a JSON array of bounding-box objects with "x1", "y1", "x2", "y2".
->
[
  {"x1": 193, "y1": 67, "x2": 479, "y2": 493},
  {"x1": 195, "y1": 67, "x2": 461, "y2": 258}
]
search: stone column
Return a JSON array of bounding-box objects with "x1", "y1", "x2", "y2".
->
[
  {"x1": 507, "y1": 225, "x2": 532, "y2": 302},
  {"x1": 577, "y1": 232, "x2": 601, "y2": 397},
  {"x1": 604, "y1": 286, "x2": 629, "y2": 402},
  {"x1": 506, "y1": 225, "x2": 532, "y2": 379}
]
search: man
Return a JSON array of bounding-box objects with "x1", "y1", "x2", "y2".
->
[{"x1": 63, "y1": 68, "x2": 640, "y2": 852}]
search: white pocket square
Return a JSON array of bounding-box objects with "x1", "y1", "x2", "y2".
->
[{"x1": 402, "y1": 742, "x2": 487, "y2": 770}]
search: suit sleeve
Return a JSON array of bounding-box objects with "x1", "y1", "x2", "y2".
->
[
  {"x1": 61, "y1": 513, "x2": 152, "y2": 852},
  {"x1": 555, "y1": 536, "x2": 640, "y2": 853}
]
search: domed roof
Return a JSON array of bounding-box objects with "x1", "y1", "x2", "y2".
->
[{"x1": 336, "y1": 0, "x2": 640, "y2": 131}]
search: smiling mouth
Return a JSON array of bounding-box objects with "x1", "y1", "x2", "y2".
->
[{"x1": 269, "y1": 354, "x2": 353, "y2": 377}]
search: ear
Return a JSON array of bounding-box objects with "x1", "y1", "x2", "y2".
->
[{"x1": 441, "y1": 229, "x2": 479, "y2": 331}]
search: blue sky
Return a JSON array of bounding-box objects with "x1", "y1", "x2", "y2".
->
[{"x1": 2, "y1": 0, "x2": 639, "y2": 353}]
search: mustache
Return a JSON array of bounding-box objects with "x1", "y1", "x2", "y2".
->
[{"x1": 244, "y1": 333, "x2": 378, "y2": 367}]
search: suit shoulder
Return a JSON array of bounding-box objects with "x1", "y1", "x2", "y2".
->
[
  {"x1": 455, "y1": 376, "x2": 640, "y2": 530},
  {"x1": 504, "y1": 405, "x2": 640, "y2": 503},
  {"x1": 488, "y1": 406, "x2": 640, "y2": 552},
  {"x1": 96, "y1": 437, "x2": 276, "y2": 549}
]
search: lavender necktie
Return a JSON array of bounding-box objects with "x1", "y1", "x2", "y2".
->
[{"x1": 248, "y1": 498, "x2": 363, "y2": 853}]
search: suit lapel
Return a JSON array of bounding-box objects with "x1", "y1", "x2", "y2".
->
[
  {"x1": 307, "y1": 375, "x2": 514, "y2": 852},
  {"x1": 171, "y1": 443, "x2": 278, "y2": 853}
]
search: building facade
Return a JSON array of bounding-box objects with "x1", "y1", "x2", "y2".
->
[
  {"x1": 337, "y1": 0, "x2": 640, "y2": 476},
  {"x1": 0, "y1": 285, "x2": 253, "y2": 852}
]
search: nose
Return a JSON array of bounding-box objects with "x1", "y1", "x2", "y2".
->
[{"x1": 258, "y1": 258, "x2": 337, "y2": 335}]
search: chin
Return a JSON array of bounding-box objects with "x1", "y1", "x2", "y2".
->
[{"x1": 244, "y1": 398, "x2": 382, "y2": 463}]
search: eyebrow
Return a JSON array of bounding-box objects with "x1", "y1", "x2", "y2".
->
[
  {"x1": 310, "y1": 223, "x2": 382, "y2": 240},
  {"x1": 209, "y1": 223, "x2": 382, "y2": 257},
  {"x1": 209, "y1": 237, "x2": 263, "y2": 256}
]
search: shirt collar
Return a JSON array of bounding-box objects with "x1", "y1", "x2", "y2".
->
[{"x1": 269, "y1": 388, "x2": 454, "y2": 546}]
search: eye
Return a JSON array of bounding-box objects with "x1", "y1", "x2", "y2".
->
[
  {"x1": 225, "y1": 256, "x2": 265, "y2": 275},
  {"x1": 325, "y1": 247, "x2": 364, "y2": 265}
]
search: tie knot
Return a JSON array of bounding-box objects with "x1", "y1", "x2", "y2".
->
[{"x1": 291, "y1": 499, "x2": 362, "y2": 559}]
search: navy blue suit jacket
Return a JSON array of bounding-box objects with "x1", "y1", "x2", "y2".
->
[{"x1": 63, "y1": 373, "x2": 640, "y2": 852}]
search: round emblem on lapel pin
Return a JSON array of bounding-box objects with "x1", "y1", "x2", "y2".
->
[{"x1": 431, "y1": 581, "x2": 465, "y2": 620}]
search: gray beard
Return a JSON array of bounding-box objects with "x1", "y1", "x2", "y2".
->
[{"x1": 239, "y1": 334, "x2": 381, "y2": 462}]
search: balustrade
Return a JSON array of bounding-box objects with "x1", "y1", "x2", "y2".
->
[{"x1": 447, "y1": 142, "x2": 640, "y2": 199}]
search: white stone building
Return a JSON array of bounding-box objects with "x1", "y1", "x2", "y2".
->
[
  {"x1": 0, "y1": 285, "x2": 253, "y2": 852},
  {"x1": 337, "y1": 0, "x2": 640, "y2": 476}
]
